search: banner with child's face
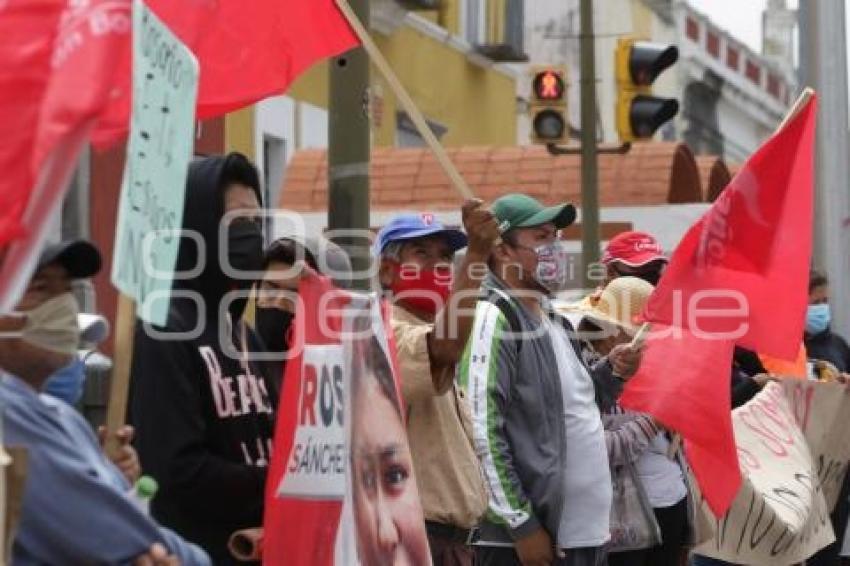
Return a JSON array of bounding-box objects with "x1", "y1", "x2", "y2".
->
[{"x1": 264, "y1": 274, "x2": 431, "y2": 566}]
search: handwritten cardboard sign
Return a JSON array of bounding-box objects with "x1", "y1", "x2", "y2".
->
[
  {"x1": 694, "y1": 381, "x2": 850, "y2": 564},
  {"x1": 111, "y1": 0, "x2": 199, "y2": 325}
]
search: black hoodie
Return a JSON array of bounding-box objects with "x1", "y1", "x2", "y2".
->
[{"x1": 129, "y1": 155, "x2": 275, "y2": 565}]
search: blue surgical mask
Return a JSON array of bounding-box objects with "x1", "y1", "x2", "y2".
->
[
  {"x1": 806, "y1": 303, "x2": 831, "y2": 335},
  {"x1": 43, "y1": 357, "x2": 87, "y2": 406}
]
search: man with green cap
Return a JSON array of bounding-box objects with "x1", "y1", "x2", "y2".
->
[{"x1": 458, "y1": 193, "x2": 643, "y2": 566}]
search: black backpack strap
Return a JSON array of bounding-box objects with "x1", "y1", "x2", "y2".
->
[{"x1": 485, "y1": 287, "x2": 523, "y2": 354}]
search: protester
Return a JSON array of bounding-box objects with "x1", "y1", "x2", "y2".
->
[
  {"x1": 805, "y1": 270, "x2": 850, "y2": 373},
  {"x1": 806, "y1": 269, "x2": 850, "y2": 566},
  {"x1": 376, "y1": 201, "x2": 500, "y2": 565},
  {"x1": 253, "y1": 235, "x2": 351, "y2": 385},
  {"x1": 0, "y1": 241, "x2": 208, "y2": 565},
  {"x1": 350, "y1": 332, "x2": 432, "y2": 566},
  {"x1": 458, "y1": 193, "x2": 643, "y2": 566},
  {"x1": 22, "y1": 240, "x2": 141, "y2": 485},
  {"x1": 601, "y1": 231, "x2": 668, "y2": 286},
  {"x1": 572, "y1": 277, "x2": 691, "y2": 566},
  {"x1": 129, "y1": 153, "x2": 275, "y2": 565}
]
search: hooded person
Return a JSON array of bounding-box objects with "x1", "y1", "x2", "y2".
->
[{"x1": 128, "y1": 152, "x2": 276, "y2": 565}]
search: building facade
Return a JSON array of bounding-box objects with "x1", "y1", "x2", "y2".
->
[
  {"x1": 226, "y1": 0, "x2": 525, "y2": 210},
  {"x1": 521, "y1": 0, "x2": 796, "y2": 164}
]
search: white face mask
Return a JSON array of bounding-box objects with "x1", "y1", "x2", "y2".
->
[
  {"x1": 532, "y1": 242, "x2": 569, "y2": 293},
  {"x1": 20, "y1": 292, "x2": 80, "y2": 356}
]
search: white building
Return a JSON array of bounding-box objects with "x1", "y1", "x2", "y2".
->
[{"x1": 522, "y1": 0, "x2": 797, "y2": 164}]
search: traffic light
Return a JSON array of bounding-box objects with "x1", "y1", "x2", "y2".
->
[
  {"x1": 615, "y1": 38, "x2": 679, "y2": 142},
  {"x1": 529, "y1": 66, "x2": 567, "y2": 145}
]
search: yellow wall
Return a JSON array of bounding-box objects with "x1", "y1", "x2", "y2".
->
[
  {"x1": 224, "y1": 108, "x2": 255, "y2": 159},
  {"x1": 273, "y1": 15, "x2": 517, "y2": 148}
]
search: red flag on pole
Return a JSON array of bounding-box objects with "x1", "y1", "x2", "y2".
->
[
  {"x1": 621, "y1": 95, "x2": 818, "y2": 516},
  {"x1": 642, "y1": 96, "x2": 818, "y2": 360},
  {"x1": 92, "y1": 0, "x2": 359, "y2": 146},
  {"x1": 0, "y1": 0, "x2": 131, "y2": 307}
]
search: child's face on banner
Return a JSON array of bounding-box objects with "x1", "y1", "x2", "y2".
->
[{"x1": 351, "y1": 377, "x2": 430, "y2": 565}]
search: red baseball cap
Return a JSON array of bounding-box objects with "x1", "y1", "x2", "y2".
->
[{"x1": 602, "y1": 231, "x2": 667, "y2": 267}]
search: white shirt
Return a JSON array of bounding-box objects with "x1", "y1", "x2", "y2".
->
[
  {"x1": 544, "y1": 316, "x2": 612, "y2": 549},
  {"x1": 634, "y1": 434, "x2": 688, "y2": 508}
]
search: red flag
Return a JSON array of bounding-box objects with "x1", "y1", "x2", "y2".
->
[
  {"x1": 643, "y1": 96, "x2": 818, "y2": 360},
  {"x1": 92, "y1": 0, "x2": 359, "y2": 146},
  {"x1": 621, "y1": 96, "x2": 818, "y2": 516},
  {"x1": 620, "y1": 327, "x2": 738, "y2": 516},
  {"x1": 0, "y1": 0, "x2": 130, "y2": 307}
]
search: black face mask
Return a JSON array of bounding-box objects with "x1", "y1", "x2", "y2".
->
[
  {"x1": 226, "y1": 220, "x2": 264, "y2": 320},
  {"x1": 255, "y1": 307, "x2": 294, "y2": 353}
]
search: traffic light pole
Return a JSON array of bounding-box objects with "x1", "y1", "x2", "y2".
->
[
  {"x1": 329, "y1": 0, "x2": 370, "y2": 290},
  {"x1": 579, "y1": 0, "x2": 600, "y2": 288}
]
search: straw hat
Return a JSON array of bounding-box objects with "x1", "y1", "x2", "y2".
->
[{"x1": 561, "y1": 277, "x2": 654, "y2": 335}]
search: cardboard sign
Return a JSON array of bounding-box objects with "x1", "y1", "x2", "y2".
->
[
  {"x1": 695, "y1": 381, "x2": 842, "y2": 564},
  {"x1": 111, "y1": 0, "x2": 199, "y2": 325}
]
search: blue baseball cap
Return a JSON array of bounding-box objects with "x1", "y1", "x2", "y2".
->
[{"x1": 374, "y1": 213, "x2": 468, "y2": 255}]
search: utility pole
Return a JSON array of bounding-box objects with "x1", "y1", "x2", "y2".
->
[
  {"x1": 579, "y1": 0, "x2": 600, "y2": 288},
  {"x1": 798, "y1": 1, "x2": 850, "y2": 337},
  {"x1": 328, "y1": 0, "x2": 370, "y2": 290}
]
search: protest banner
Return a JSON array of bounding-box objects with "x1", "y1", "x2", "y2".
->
[
  {"x1": 694, "y1": 380, "x2": 850, "y2": 564},
  {"x1": 105, "y1": 0, "x2": 199, "y2": 454},
  {"x1": 263, "y1": 274, "x2": 431, "y2": 565}
]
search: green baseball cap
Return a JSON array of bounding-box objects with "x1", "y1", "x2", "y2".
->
[{"x1": 491, "y1": 193, "x2": 577, "y2": 232}]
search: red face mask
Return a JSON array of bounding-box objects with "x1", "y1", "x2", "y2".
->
[{"x1": 389, "y1": 262, "x2": 453, "y2": 315}]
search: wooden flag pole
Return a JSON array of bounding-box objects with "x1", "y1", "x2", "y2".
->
[
  {"x1": 335, "y1": 0, "x2": 475, "y2": 201},
  {"x1": 104, "y1": 293, "x2": 137, "y2": 459}
]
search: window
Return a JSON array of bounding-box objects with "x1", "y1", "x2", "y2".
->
[
  {"x1": 706, "y1": 31, "x2": 720, "y2": 58},
  {"x1": 686, "y1": 17, "x2": 699, "y2": 41},
  {"x1": 745, "y1": 60, "x2": 761, "y2": 85},
  {"x1": 726, "y1": 46, "x2": 739, "y2": 70},
  {"x1": 767, "y1": 74, "x2": 781, "y2": 99}
]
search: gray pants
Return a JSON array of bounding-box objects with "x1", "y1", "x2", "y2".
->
[{"x1": 476, "y1": 545, "x2": 607, "y2": 566}]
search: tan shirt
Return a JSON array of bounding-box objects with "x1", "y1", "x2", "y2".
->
[{"x1": 391, "y1": 305, "x2": 489, "y2": 529}]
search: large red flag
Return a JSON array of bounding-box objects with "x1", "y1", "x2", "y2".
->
[
  {"x1": 643, "y1": 96, "x2": 818, "y2": 360},
  {"x1": 92, "y1": 0, "x2": 359, "y2": 146},
  {"x1": 621, "y1": 96, "x2": 818, "y2": 516},
  {"x1": 0, "y1": 0, "x2": 130, "y2": 308}
]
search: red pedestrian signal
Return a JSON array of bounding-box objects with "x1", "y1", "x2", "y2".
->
[
  {"x1": 534, "y1": 70, "x2": 565, "y2": 101},
  {"x1": 529, "y1": 66, "x2": 568, "y2": 145}
]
